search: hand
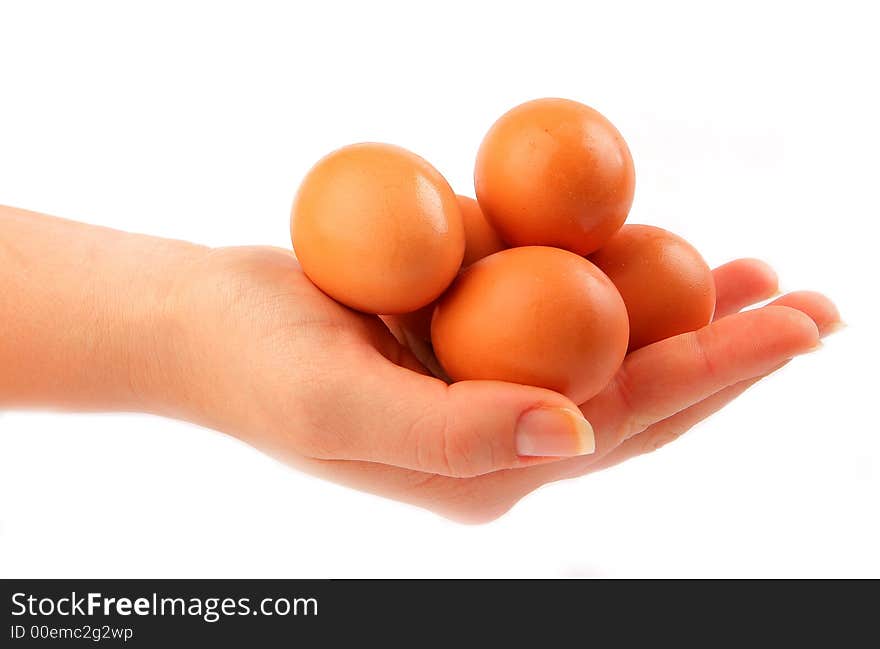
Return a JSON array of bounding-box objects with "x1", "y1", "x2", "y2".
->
[{"x1": 156, "y1": 247, "x2": 840, "y2": 523}]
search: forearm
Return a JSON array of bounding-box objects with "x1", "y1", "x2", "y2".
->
[{"x1": 0, "y1": 205, "x2": 206, "y2": 412}]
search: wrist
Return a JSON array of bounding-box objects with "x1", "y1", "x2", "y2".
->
[{"x1": 119, "y1": 234, "x2": 211, "y2": 416}]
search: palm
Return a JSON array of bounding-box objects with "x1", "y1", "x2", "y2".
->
[{"x1": 194, "y1": 247, "x2": 836, "y2": 523}]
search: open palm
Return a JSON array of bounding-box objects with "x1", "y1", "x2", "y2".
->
[{"x1": 170, "y1": 247, "x2": 837, "y2": 523}]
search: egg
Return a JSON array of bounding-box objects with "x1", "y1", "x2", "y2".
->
[
  {"x1": 291, "y1": 143, "x2": 465, "y2": 314},
  {"x1": 392, "y1": 194, "x2": 506, "y2": 341},
  {"x1": 589, "y1": 224, "x2": 716, "y2": 351},
  {"x1": 457, "y1": 195, "x2": 506, "y2": 267},
  {"x1": 432, "y1": 246, "x2": 629, "y2": 403},
  {"x1": 474, "y1": 98, "x2": 635, "y2": 256}
]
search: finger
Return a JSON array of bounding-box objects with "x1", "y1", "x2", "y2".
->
[
  {"x1": 387, "y1": 259, "x2": 780, "y2": 346},
  {"x1": 393, "y1": 343, "x2": 434, "y2": 376},
  {"x1": 287, "y1": 294, "x2": 841, "y2": 523},
  {"x1": 763, "y1": 290, "x2": 842, "y2": 336},
  {"x1": 591, "y1": 367, "x2": 782, "y2": 472},
  {"x1": 382, "y1": 304, "x2": 434, "y2": 342},
  {"x1": 712, "y1": 258, "x2": 779, "y2": 319},
  {"x1": 293, "y1": 351, "x2": 596, "y2": 478},
  {"x1": 580, "y1": 305, "x2": 820, "y2": 453},
  {"x1": 460, "y1": 305, "x2": 821, "y2": 494},
  {"x1": 398, "y1": 326, "x2": 450, "y2": 382},
  {"x1": 379, "y1": 314, "x2": 407, "y2": 346},
  {"x1": 366, "y1": 315, "x2": 432, "y2": 376},
  {"x1": 381, "y1": 310, "x2": 450, "y2": 381},
  {"x1": 566, "y1": 289, "x2": 841, "y2": 474},
  {"x1": 287, "y1": 372, "x2": 778, "y2": 524}
]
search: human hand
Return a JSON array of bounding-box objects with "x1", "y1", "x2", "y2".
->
[{"x1": 154, "y1": 247, "x2": 839, "y2": 523}]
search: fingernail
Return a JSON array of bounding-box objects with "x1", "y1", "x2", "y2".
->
[
  {"x1": 516, "y1": 407, "x2": 595, "y2": 457},
  {"x1": 805, "y1": 341, "x2": 824, "y2": 353},
  {"x1": 823, "y1": 321, "x2": 847, "y2": 337}
]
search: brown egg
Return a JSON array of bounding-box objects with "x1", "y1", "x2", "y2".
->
[
  {"x1": 432, "y1": 246, "x2": 629, "y2": 403},
  {"x1": 291, "y1": 143, "x2": 465, "y2": 314},
  {"x1": 475, "y1": 98, "x2": 635, "y2": 256},
  {"x1": 391, "y1": 194, "x2": 506, "y2": 341},
  {"x1": 589, "y1": 224, "x2": 716, "y2": 351},
  {"x1": 457, "y1": 195, "x2": 506, "y2": 267}
]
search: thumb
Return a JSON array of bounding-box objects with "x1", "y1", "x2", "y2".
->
[{"x1": 299, "y1": 360, "x2": 596, "y2": 478}]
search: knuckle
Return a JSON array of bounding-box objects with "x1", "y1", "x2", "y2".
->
[
  {"x1": 642, "y1": 431, "x2": 680, "y2": 454},
  {"x1": 611, "y1": 366, "x2": 654, "y2": 442},
  {"x1": 639, "y1": 426, "x2": 690, "y2": 455},
  {"x1": 411, "y1": 407, "x2": 455, "y2": 474},
  {"x1": 410, "y1": 406, "x2": 483, "y2": 478},
  {"x1": 692, "y1": 326, "x2": 721, "y2": 379},
  {"x1": 619, "y1": 414, "x2": 656, "y2": 443},
  {"x1": 612, "y1": 364, "x2": 637, "y2": 413}
]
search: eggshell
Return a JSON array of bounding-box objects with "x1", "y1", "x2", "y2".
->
[
  {"x1": 589, "y1": 224, "x2": 716, "y2": 350},
  {"x1": 291, "y1": 143, "x2": 465, "y2": 314},
  {"x1": 432, "y1": 246, "x2": 629, "y2": 403},
  {"x1": 475, "y1": 98, "x2": 635, "y2": 255},
  {"x1": 457, "y1": 195, "x2": 506, "y2": 267},
  {"x1": 392, "y1": 195, "x2": 505, "y2": 341}
]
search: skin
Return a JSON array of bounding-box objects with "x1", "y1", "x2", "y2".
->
[{"x1": 1, "y1": 206, "x2": 841, "y2": 523}]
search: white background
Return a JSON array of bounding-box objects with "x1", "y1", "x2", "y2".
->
[{"x1": 1, "y1": 1, "x2": 877, "y2": 578}]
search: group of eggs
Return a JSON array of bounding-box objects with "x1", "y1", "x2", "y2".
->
[{"x1": 291, "y1": 98, "x2": 715, "y2": 404}]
